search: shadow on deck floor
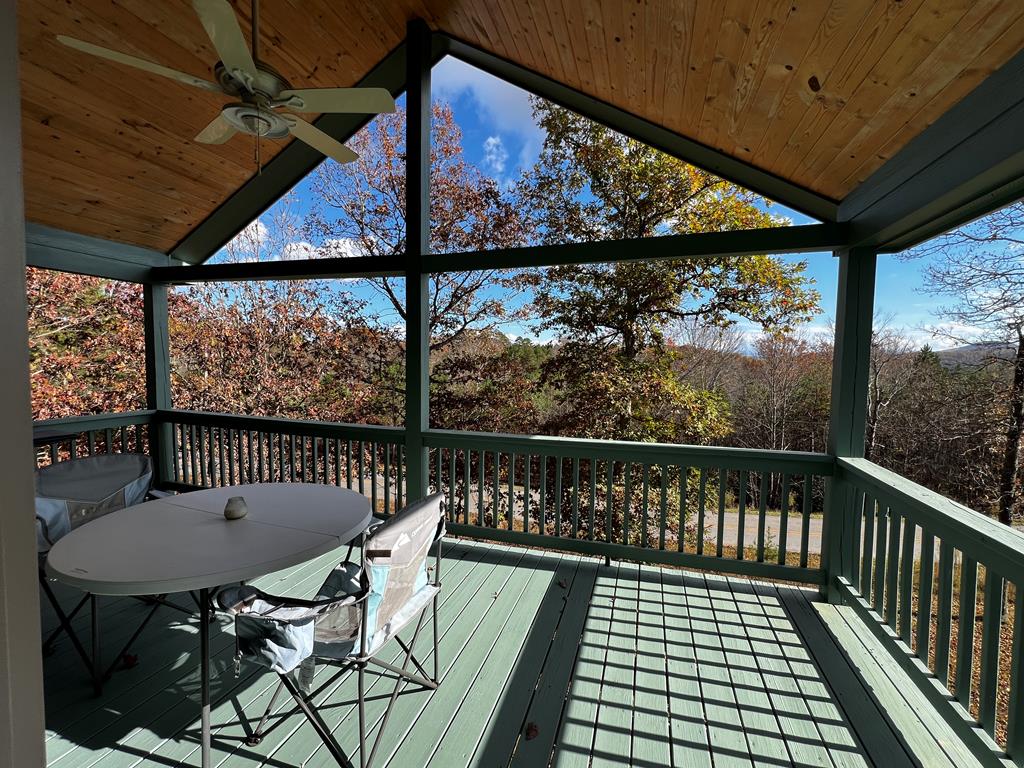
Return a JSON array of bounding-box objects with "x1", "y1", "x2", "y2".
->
[{"x1": 41, "y1": 539, "x2": 920, "y2": 768}]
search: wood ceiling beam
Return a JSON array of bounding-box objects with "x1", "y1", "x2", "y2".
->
[
  {"x1": 840, "y1": 49, "x2": 1024, "y2": 253},
  {"x1": 25, "y1": 223, "x2": 175, "y2": 283},
  {"x1": 438, "y1": 33, "x2": 840, "y2": 224}
]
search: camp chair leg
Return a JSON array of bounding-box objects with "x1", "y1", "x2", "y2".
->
[
  {"x1": 245, "y1": 678, "x2": 285, "y2": 746},
  {"x1": 358, "y1": 664, "x2": 367, "y2": 768},
  {"x1": 91, "y1": 595, "x2": 102, "y2": 696},
  {"x1": 280, "y1": 673, "x2": 355, "y2": 768},
  {"x1": 431, "y1": 592, "x2": 440, "y2": 684},
  {"x1": 38, "y1": 573, "x2": 92, "y2": 670}
]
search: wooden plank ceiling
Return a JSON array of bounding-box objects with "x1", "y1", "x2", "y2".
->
[{"x1": 18, "y1": 0, "x2": 1024, "y2": 254}]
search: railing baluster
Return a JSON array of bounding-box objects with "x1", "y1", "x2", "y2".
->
[
  {"x1": 799, "y1": 474, "x2": 812, "y2": 568},
  {"x1": 934, "y1": 540, "x2": 955, "y2": 686},
  {"x1": 658, "y1": 466, "x2": 669, "y2": 551},
  {"x1": 861, "y1": 494, "x2": 875, "y2": 596},
  {"x1": 1005, "y1": 584, "x2": 1024, "y2": 758},
  {"x1": 756, "y1": 473, "x2": 768, "y2": 562},
  {"x1": 777, "y1": 473, "x2": 790, "y2": 566},
  {"x1": 571, "y1": 457, "x2": 580, "y2": 538},
  {"x1": 697, "y1": 468, "x2": 707, "y2": 557},
  {"x1": 874, "y1": 502, "x2": 889, "y2": 605},
  {"x1": 555, "y1": 456, "x2": 563, "y2": 537},
  {"x1": 541, "y1": 455, "x2": 548, "y2": 535},
  {"x1": 677, "y1": 466, "x2": 688, "y2": 553},
  {"x1": 623, "y1": 461, "x2": 631, "y2": 546},
  {"x1": 479, "y1": 450, "x2": 487, "y2": 526},
  {"x1": 447, "y1": 448, "x2": 455, "y2": 518},
  {"x1": 218, "y1": 428, "x2": 227, "y2": 486},
  {"x1": 979, "y1": 570, "x2": 1003, "y2": 735},
  {"x1": 716, "y1": 468, "x2": 726, "y2": 558},
  {"x1": 397, "y1": 445, "x2": 404, "y2": 508},
  {"x1": 334, "y1": 439, "x2": 342, "y2": 487},
  {"x1": 916, "y1": 531, "x2": 935, "y2": 662},
  {"x1": 370, "y1": 442, "x2": 378, "y2": 511},
  {"x1": 641, "y1": 463, "x2": 650, "y2": 549},
  {"x1": 883, "y1": 505, "x2": 899, "y2": 620},
  {"x1": 346, "y1": 440, "x2": 353, "y2": 488},
  {"x1": 172, "y1": 424, "x2": 182, "y2": 483},
  {"x1": 589, "y1": 459, "x2": 597, "y2": 541},
  {"x1": 357, "y1": 440, "x2": 364, "y2": 495},
  {"x1": 311, "y1": 435, "x2": 319, "y2": 484},
  {"x1": 462, "y1": 449, "x2": 470, "y2": 525},
  {"x1": 508, "y1": 453, "x2": 516, "y2": 532},
  {"x1": 898, "y1": 520, "x2": 915, "y2": 644},
  {"x1": 190, "y1": 425, "x2": 199, "y2": 484},
  {"x1": 736, "y1": 470, "x2": 748, "y2": 560},
  {"x1": 87, "y1": 431, "x2": 95, "y2": 456},
  {"x1": 525, "y1": 455, "x2": 532, "y2": 534},
  {"x1": 200, "y1": 426, "x2": 210, "y2": 487},
  {"x1": 954, "y1": 556, "x2": 978, "y2": 708},
  {"x1": 493, "y1": 451, "x2": 501, "y2": 526},
  {"x1": 383, "y1": 443, "x2": 391, "y2": 513},
  {"x1": 605, "y1": 460, "x2": 614, "y2": 543}
]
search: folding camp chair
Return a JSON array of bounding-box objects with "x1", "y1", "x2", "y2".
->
[
  {"x1": 36, "y1": 454, "x2": 198, "y2": 694},
  {"x1": 219, "y1": 493, "x2": 445, "y2": 768}
]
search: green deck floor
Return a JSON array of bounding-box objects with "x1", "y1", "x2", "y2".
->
[{"x1": 40, "y1": 540, "x2": 931, "y2": 768}]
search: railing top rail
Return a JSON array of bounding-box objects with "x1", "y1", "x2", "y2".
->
[
  {"x1": 424, "y1": 428, "x2": 835, "y2": 473},
  {"x1": 839, "y1": 456, "x2": 1024, "y2": 582},
  {"x1": 158, "y1": 409, "x2": 406, "y2": 442},
  {"x1": 32, "y1": 410, "x2": 156, "y2": 436}
]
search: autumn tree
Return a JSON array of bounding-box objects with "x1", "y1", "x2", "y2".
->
[
  {"x1": 909, "y1": 202, "x2": 1024, "y2": 523},
  {"x1": 27, "y1": 268, "x2": 145, "y2": 419},
  {"x1": 308, "y1": 103, "x2": 532, "y2": 354},
  {"x1": 520, "y1": 99, "x2": 820, "y2": 442}
]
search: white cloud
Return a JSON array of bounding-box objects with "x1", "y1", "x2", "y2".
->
[
  {"x1": 224, "y1": 219, "x2": 269, "y2": 260},
  {"x1": 482, "y1": 135, "x2": 508, "y2": 174},
  {"x1": 281, "y1": 240, "x2": 316, "y2": 261},
  {"x1": 321, "y1": 237, "x2": 366, "y2": 258},
  {"x1": 433, "y1": 57, "x2": 543, "y2": 168}
]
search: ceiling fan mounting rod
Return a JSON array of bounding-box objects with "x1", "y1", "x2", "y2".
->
[{"x1": 251, "y1": 0, "x2": 259, "y2": 63}]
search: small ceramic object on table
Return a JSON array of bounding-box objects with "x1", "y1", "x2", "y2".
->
[{"x1": 224, "y1": 496, "x2": 248, "y2": 520}]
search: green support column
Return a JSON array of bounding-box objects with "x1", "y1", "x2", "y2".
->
[
  {"x1": 143, "y1": 283, "x2": 174, "y2": 485},
  {"x1": 823, "y1": 247, "x2": 877, "y2": 601},
  {"x1": 404, "y1": 19, "x2": 431, "y2": 502}
]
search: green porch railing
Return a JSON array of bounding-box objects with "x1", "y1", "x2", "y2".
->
[
  {"x1": 424, "y1": 429, "x2": 832, "y2": 585},
  {"x1": 32, "y1": 410, "x2": 155, "y2": 466},
  {"x1": 834, "y1": 457, "x2": 1024, "y2": 765},
  {"x1": 32, "y1": 410, "x2": 833, "y2": 585},
  {"x1": 161, "y1": 410, "x2": 408, "y2": 516}
]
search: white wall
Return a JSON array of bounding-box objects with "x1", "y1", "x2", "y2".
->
[{"x1": 0, "y1": 0, "x2": 47, "y2": 764}]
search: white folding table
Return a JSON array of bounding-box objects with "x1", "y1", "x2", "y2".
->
[{"x1": 46, "y1": 482, "x2": 372, "y2": 768}]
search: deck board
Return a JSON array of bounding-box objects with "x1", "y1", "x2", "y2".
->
[{"x1": 40, "y1": 541, "x2": 980, "y2": 768}]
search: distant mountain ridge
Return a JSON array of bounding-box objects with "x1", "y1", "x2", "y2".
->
[{"x1": 935, "y1": 342, "x2": 1017, "y2": 368}]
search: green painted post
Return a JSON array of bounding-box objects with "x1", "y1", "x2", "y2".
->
[
  {"x1": 404, "y1": 19, "x2": 431, "y2": 502},
  {"x1": 823, "y1": 247, "x2": 876, "y2": 601},
  {"x1": 143, "y1": 283, "x2": 174, "y2": 486}
]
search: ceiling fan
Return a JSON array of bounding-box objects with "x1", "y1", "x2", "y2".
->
[{"x1": 56, "y1": 0, "x2": 394, "y2": 165}]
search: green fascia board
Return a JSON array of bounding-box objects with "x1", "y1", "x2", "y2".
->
[
  {"x1": 171, "y1": 35, "x2": 448, "y2": 266},
  {"x1": 439, "y1": 33, "x2": 839, "y2": 223},
  {"x1": 423, "y1": 428, "x2": 834, "y2": 475},
  {"x1": 841, "y1": 48, "x2": 1024, "y2": 252},
  {"x1": 150, "y1": 254, "x2": 403, "y2": 283},
  {"x1": 427, "y1": 222, "x2": 847, "y2": 272},
  {"x1": 25, "y1": 223, "x2": 175, "y2": 282}
]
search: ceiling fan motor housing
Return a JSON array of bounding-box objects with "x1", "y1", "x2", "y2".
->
[{"x1": 220, "y1": 102, "x2": 291, "y2": 139}]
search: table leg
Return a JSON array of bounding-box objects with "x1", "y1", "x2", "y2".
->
[{"x1": 200, "y1": 587, "x2": 210, "y2": 768}]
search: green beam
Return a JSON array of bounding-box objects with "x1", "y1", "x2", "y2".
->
[
  {"x1": 404, "y1": 19, "x2": 431, "y2": 502},
  {"x1": 25, "y1": 223, "x2": 173, "y2": 282},
  {"x1": 440, "y1": 34, "x2": 839, "y2": 223},
  {"x1": 143, "y1": 284, "x2": 174, "y2": 484},
  {"x1": 842, "y1": 49, "x2": 1024, "y2": 251},
  {"x1": 428, "y1": 223, "x2": 847, "y2": 272},
  {"x1": 823, "y1": 247, "x2": 876, "y2": 601},
  {"x1": 150, "y1": 254, "x2": 403, "y2": 283}
]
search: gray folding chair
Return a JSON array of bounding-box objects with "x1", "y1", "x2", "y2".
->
[{"x1": 219, "y1": 493, "x2": 445, "y2": 768}]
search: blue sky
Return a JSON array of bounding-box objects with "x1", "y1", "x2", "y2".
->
[{"x1": 214, "y1": 56, "x2": 963, "y2": 351}]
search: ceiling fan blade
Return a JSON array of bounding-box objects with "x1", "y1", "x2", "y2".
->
[
  {"x1": 194, "y1": 113, "x2": 236, "y2": 144},
  {"x1": 56, "y1": 36, "x2": 222, "y2": 93},
  {"x1": 287, "y1": 116, "x2": 358, "y2": 164},
  {"x1": 192, "y1": 0, "x2": 257, "y2": 88},
  {"x1": 279, "y1": 87, "x2": 396, "y2": 115}
]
